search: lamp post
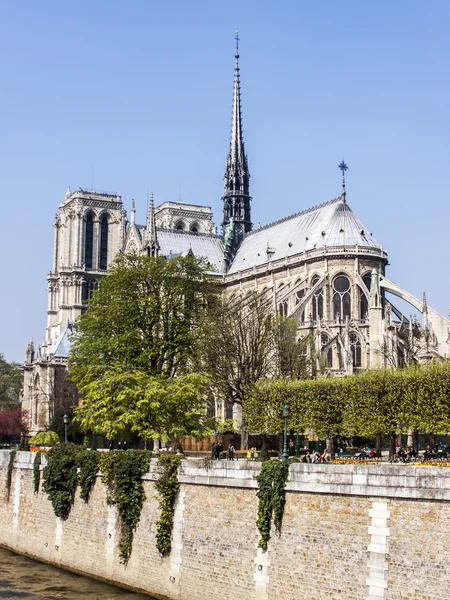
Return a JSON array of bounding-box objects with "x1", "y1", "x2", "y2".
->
[
  {"x1": 282, "y1": 404, "x2": 290, "y2": 461},
  {"x1": 63, "y1": 414, "x2": 69, "y2": 443}
]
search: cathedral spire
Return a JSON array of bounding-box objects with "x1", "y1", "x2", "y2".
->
[
  {"x1": 130, "y1": 199, "x2": 136, "y2": 225},
  {"x1": 222, "y1": 31, "x2": 252, "y2": 270},
  {"x1": 145, "y1": 192, "x2": 159, "y2": 257}
]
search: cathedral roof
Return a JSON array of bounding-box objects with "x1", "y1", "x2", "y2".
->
[
  {"x1": 46, "y1": 327, "x2": 73, "y2": 359},
  {"x1": 227, "y1": 196, "x2": 382, "y2": 275},
  {"x1": 157, "y1": 230, "x2": 225, "y2": 274}
]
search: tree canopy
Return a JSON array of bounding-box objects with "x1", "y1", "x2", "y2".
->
[
  {"x1": 69, "y1": 254, "x2": 219, "y2": 441},
  {"x1": 0, "y1": 353, "x2": 23, "y2": 405},
  {"x1": 200, "y1": 292, "x2": 314, "y2": 409}
]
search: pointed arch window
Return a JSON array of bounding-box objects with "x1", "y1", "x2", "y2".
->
[
  {"x1": 359, "y1": 273, "x2": 371, "y2": 320},
  {"x1": 321, "y1": 333, "x2": 332, "y2": 367},
  {"x1": 85, "y1": 213, "x2": 93, "y2": 269},
  {"x1": 279, "y1": 300, "x2": 288, "y2": 317},
  {"x1": 99, "y1": 214, "x2": 108, "y2": 270},
  {"x1": 350, "y1": 333, "x2": 362, "y2": 368},
  {"x1": 311, "y1": 275, "x2": 324, "y2": 322},
  {"x1": 296, "y1": 289, "x2": 306, "y2": 324},
  {"x1": 333, "y1": 275, "x2": 351, "y2": 320}
]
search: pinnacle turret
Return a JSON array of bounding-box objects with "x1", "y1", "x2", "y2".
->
[{"x1": 145, "y1": 192, "x2": 159, "y2": 257}]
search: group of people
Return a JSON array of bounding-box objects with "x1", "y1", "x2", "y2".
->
[
  {"x1": 211, "y1": 441, "x2": 235, "y2": 460},
  {"x1": 301, "y1": 450, "x2": 331, "y2": 463}
]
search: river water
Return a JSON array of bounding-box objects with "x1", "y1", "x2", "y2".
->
[{"x1": 0, "y1": 547, "x2": 155, "y2": 600}]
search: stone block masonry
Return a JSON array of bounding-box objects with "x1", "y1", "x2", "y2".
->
[{"x1": 1, "y1": 453, "x2": 450, "y2": 599}]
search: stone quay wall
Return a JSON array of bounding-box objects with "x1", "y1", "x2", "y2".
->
[{"x1": 1, "y1": 451, "x2": 450, "y2": 600}]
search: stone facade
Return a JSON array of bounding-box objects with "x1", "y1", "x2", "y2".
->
[{"x1": 2, "y1": 452, "x2": 450, "y2": 600}]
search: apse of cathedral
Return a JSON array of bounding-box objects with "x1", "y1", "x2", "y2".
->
[{"x1": 22, "y1": 37, "x2": 450, "y2": 434}]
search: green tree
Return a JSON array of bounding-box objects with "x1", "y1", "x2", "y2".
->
[
  {"x1": 69, "y1": 254, "x2": 218, "y2": 442},
  {"x1": 0, "y1": 354, "x2": 23, "y2": 405}
]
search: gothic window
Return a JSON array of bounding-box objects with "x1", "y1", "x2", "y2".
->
[
  {"x1": 359, "y1": 273, "x2": 371, "y2": 319},
  {"x1": 34, "y1": 375, "x2": 40, "y2": 425},
  {"x1": 82, "y1": 279, "x2": 97, "y2": 302},
  {"x1": 296, "y1": 289, "x2": 306, "y2": 323},
  {"x1": 311, "y1": 275, "x2": 323, "y2": 321},
  {"x1": 327, "y1": 347, "x2": 333, "y2": 367},
  {"x1": 191, "y1": 226, "x2": 198, "y2": 233},
  {"x1": 321, "y1": 334, "x2": 332, "y2": 367},
  {"x1": 350, "y1": 333, "x2": 362, "y2": 368},
  {"x1": 175, "y1": 221, "x2": 184, "y2": 231},
  {"x1": 279, "y1": 301, "x2": 288, "y2": 317},
  {"x1": 85, "y1": 212, "x2": 93, "y2": 269},
  {"x1": 333, "y1": 275, "x2": 351, "y2": 320},
  {"x1": 99, "y1": 214, "x2": 108, "y2": 270}
]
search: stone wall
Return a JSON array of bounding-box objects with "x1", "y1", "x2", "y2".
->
[{"x1": 1, "y1": 452, "x2": 450, "y2": 600}]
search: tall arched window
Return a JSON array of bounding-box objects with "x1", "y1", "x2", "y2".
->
[
  {"x1": 350, "y1": 333, "x2": 362, "y2": 368},
  {"x1": 99, "y1": 214, "x2": 108, "y2": 270},
  {"x1": 296, "y1": 289, "x2": 305, "y2": 323},
  {"x1": 85, "y1": 213, "x2": 93, "y2": 269},
  {"x1": 34, "y1": 374, "x2": 40, "y2": 425},
  {"x1": 359, "y1": 273, "x2": 371, "y2": 319},
  {"x1": 333, "y1": 274, "x2": 351, "y2": 320},
  {"x1": 311, "y1": 275, "x2": 324, "y2": 322},
  {"x1": 279, "y1": 300, "x2": 288, "y2": 317},
  {"x1": 321, "y1": 334, "x2": 332, "y2": 367}
]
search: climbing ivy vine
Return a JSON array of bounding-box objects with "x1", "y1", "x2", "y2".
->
[
  {"x1": 33, "y1": 451, "x2": 42, "y2": 494},
  {"x1": 99, "y1": 450, "x2": 151, "y2": 565},
  {"x1": 78, "y1": 449, "x2": 100, "y2": 503},
  {"x1": 256, "y1": 460, "x2": 289, "y2": 550},
  {"x1": 42, "y1": 443, "x2": 80, "y2": 519},
  {"x1": 154, "y1": 455, "x2": 182, "y2": 556},
  {"x1": 6, "y1": 449, "x2": 17, "y2": 501}
]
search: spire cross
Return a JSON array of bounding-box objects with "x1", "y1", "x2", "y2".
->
[
  {"x1": 235, "y1": 29, "x2": 240, "y2": 58},
  {"x1": 338, "y1": 160, "x2": 348, "y2": 200}
]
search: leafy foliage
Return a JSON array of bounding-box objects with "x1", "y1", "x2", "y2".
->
[
  {"x1": 78, "y1": 449, "x2": 100, "y2": 503},
  {"x1": 256, "y1": 460, "x2": 289, "y2": 550},
  {"x1": 33, "y1": 451, "x2": 42, "y2": 494},
  {"x1": 42, "y1": 444, "x2": 80, "y2": 519},
  {"x1": 99, "y1": 450, "x2": 151, "y2": 564},
  {"x1": 0, "y1": 354, "x2": 23, "y2": 405},
  {"x1": 246, "y1": 362, "x2": 450, "y2": 443},
  {"x1": 154, "y1": 455, "x2": 182, "y2": 556},
  {"x1": 6, "y1": 449, "x2": 17, "y2": 501},
  {"x1": 29, "y1": 431, "x2": 60, "y2": 446},
  {"x1": 70, "y1": 254, "x2": 218, "y2": 442},
  {"x1": 73, "y1": 370, "x2": 212, "y2": 442}
]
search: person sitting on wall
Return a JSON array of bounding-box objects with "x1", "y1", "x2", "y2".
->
[
  {"x1": 302, "y1": 451, "x2": 311, "y2": 463},
  {"x1": 211, "y1": 442, "x2": 216, "y2": 459},
  {"x1": 311, "y1": 450, "x2": 321, "y2": 463}
]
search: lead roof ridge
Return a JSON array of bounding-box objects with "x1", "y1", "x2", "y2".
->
[{"x1": 244, "y1": 195, "x2": 343, "y2": 239}]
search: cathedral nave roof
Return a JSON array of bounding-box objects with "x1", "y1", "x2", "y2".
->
[{"x1": 227, "y1": 196, "x2": 382, "y2": 275}]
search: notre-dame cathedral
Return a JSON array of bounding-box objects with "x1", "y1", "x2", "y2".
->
[{"x1": 22, "y1": 39, "x2": 450, "y2": 435}]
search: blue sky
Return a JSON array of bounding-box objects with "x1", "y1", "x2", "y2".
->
[{"x1": 1, "y1": 0, "x2": 449, "y2": 362}]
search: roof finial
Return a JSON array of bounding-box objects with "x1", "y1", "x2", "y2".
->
[
  {"x1": 338, "y1": 159, "x2": 348, "y2": 203},
  {"x1": 235, "y1": 29, "x2": 240, "y2": 59},
  {"x1": 130, "y1": 198, "x2": 136, "y2": 225}
]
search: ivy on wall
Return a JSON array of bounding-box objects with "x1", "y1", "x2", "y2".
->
[
  {"x1": 256, "y1": 460, "x2": 289, "y2": 550},
  {"x1": 6, "y1": 449, "x2": 17, "y2": 501},
  {"x1": 99, "y1": 450, "x2": 151, "y2": 565},
  {"x1": 42, "y1": 444, "x2": 80, "y2": 519},
  {"x1": 154, "y1": 455, "x2": 182, "y2": 556},
  {"x1": 78, "y1": 449, "x2": 100, "y2": 503},
  {"x1": 33, "y1": 451, "x2": 42, "y2": 494}
]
